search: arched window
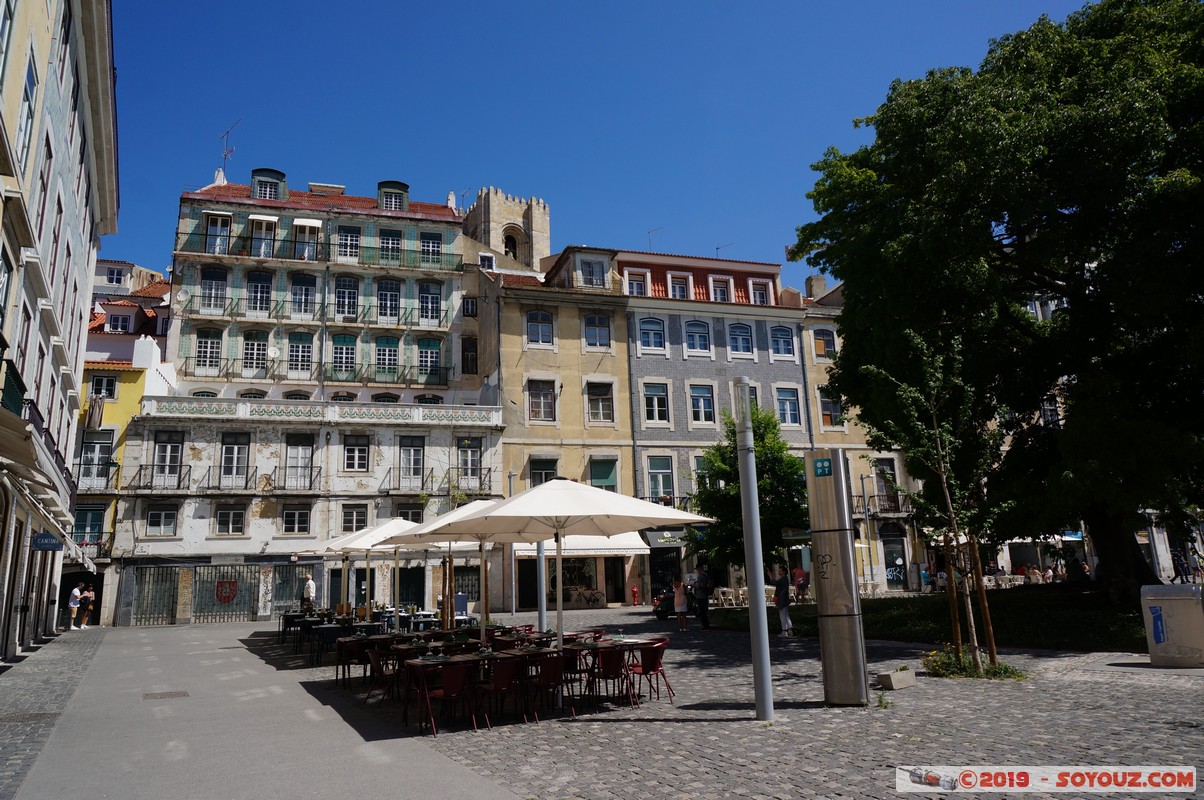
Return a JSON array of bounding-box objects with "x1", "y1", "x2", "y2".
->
[
  {"x1": 330, "y1": 392, "x2": 356, "y2": 403},
  {"x1": 685, "y1": 321, "x2": 710, "y2": 352},
  {"x1": 331, "y1": 334, "x2": 357, "y2": 379},
  {"x1": 729, "y1": 323, "x2": 753, "y2": 354},
  {"x1": 376, "y1": 279, "x2": 401, "y2": 323},
  {"x1": 334, "y1": 276, "x2": 359, "y2": 319},
  {"x1": 287, "y1": 332, "x2": 313, "y2": 376},
  {"x1": 240, "y1": 330, "x2": 269, "y2": 377},
  {"x1": 639, "y1": 318, "x2": 665, "y2": 349},
  {"x1": 199, "y1": 267, "x2": 228, "y2": 313},
  {"x1": 526, "y1": 311, "x2": 553, "y2": 345},
  {"x1": 584, "y1": 314, "x2": 610, "y2": 348},
  {"x1": 814, "y1": 329, "x2": 837, "y2": 360},
  {"x1": 240, "y1": 390, "x2": 266, "y2": 400},
  {"x1": 192, "y1": 391, "x2": 217, "y2": 398},
  {"x1": 284, "y1": 392, "x2": 309, "y2": 401},
  {"x1": 504, "y1": 234, "x2": 518, "y2": 259},
  {"x1": 372, "y1": 393, "x2": 400, "y2": 404},
  {"x1": 375, "y1": 336, "x2": 399, "y2": 380},
  {"x1": 290, "y1": 273, "x2": 317, "y2": 317},
  {"x1": 419, "y1": 281, "x2": 441, "y2": 324},
  {"x1": 246, "y1": 270, "x2": 272, "y2": 316},
  {"x1": 415, "y1": 394, "x2": 444, "y2": 405},
  {"x1": 770, "y1": 326, "x2": 794, "y2": 356},
  {"x1": 417, "y1": 338, "x2": 441, "y2": 382}
]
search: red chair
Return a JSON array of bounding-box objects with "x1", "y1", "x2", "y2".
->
[
  {"x1": 336, "y1": 637, "x2": 372, "y2": 688},
  {"x1": 562, "y1": 649, "x2": 590, "y2": 701},
  {"x1": 587, "y1": 647, "x2": 634, "y2": 708},
  {"x1": 478, "y1": 656, "x2": 526, "y2": 727},
  {"x1": 364, "y1": 649, "x2": 398, "y2": 705},
  {"x1": 427, "y1": 662, "x2": 477, "y2": 735},
  {"x1": 527, "y1": 652, "x2": 573, "y2": 721},
  {"x1": 630, "y1": 642, "x2": 674, "y2": 703}
]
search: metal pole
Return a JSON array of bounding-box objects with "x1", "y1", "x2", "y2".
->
[
  {"x1": 735, "y1": 377, "x2": 774, "y2": 721},
  {"x1": 859, "y1": 474, "x2": 876, "y2": 583},
  {"x1": 508, "y1": 472, "x2": 517, "y2": 615}
]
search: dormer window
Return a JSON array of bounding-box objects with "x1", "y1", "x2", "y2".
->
[
  {"x1": 581, "y1": 259, "x2": 606, "y2": 288},
  {"x1": 105, "y1": 266, "x2": 123, "y2": 285},
  {"x1": 381, "y1": 191, "x2": 405, "y2": 211},
  {"x1": 107, "y1": 314, "x2": 130, "y2": 333},
  {"x1": 254, "y1": 179, "x2": 279, "y2": 200}
]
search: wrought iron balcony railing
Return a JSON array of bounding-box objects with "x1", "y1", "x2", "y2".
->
[
  {"x1": 382, "y1": 467, "x2": 436, "y2": 493},
  {"x1": 444, "y1": 467, "x2": 493, "y2": 495},
  {"x1": 71, "y1": 530, "x2": 114, "y2": 560},
  {"x1": 851, "y1": 493, "x2": 913, "y2": 516},
  {"x1": 74, "y1": 461, "x2": 120, "y2": 492},
  {"x1": 175, "y1": 231, "x2": 462, "y2": 271},
  {"x1": 200, "y1": 466, "x2": 259, "y2": 491},
  {"x1": 125, "y1": 464, "x2": 192, "y2": 491},
  {"x1": 270, "y1": 465, "x2": 322, "y2": 492}
]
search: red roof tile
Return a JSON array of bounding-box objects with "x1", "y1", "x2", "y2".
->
[
  {"x1": 87, "y1": 313, "x2": 106, "y2": 332},
  {"x1": 131, "y1": 279, "x2": 171, "y2": 298},
  {"x1": 100, "y1": 299, "x2": 140, "y2": 307},
  {"x1": 500, "y1": 274, "x2": 544, "y2": 288},
  {"x1": 189, "y1": 183, "x2": 460, "y2": 221}
]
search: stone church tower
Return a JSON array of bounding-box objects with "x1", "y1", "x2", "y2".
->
[{"x1": 461, "y1": 188, "x2": 551, "y2": 269}]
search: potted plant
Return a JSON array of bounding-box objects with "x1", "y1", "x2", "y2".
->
[{"x1": 877, "y1": 664, "x2": 915, "y2": 690}]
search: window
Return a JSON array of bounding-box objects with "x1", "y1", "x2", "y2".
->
[
  {"x1": 290, "y1": 273, "x2": 317, "y2": 317},
  {"x1": 379, "y1": 229, "x2": 402, "y2": 264},
  {"x1": 751, "y1": 282, "x2": 771, "y2": 306},
  {"x1": 78, "y1": 432, "x2": 113, "y2": 490},
  {"x1": 478, "y1": 253, "x2": 495, "y2": 270},
  {"x1": 589, "y1": 458, "x2": 617, "y2": 492},
  {"x1": 639, "y1": 318, "x2": 665, "y2": 349},
  {"x1": 0, "y1": 0, "x2": 14, "y2": 86},
  {"x1": 246, "y1": 271, "x2": 272, "y2": 316},
  {"x1": 250, "y1": 217, "x2": 276, "y2": 258},
  {"x1": 107, "y1": 315, "x2": 130, "y2": 333},
  {"x1": 586, "y1": 382, "x2": 614, "y2": 422},
  {"x1": 377, "y1": 279, "x2": 401, "y2": 323},
  {"x1": 504, "y1": 235, "x2": 518, "y2": 259},
  {"x1": 287, "y1": 332, "x2": 313, "y2": 375},
  {"x1": 581, "y1": 259, "x2": 606, "y2": 287},
  {"x1": 192, "y1": 391, "x2": 217, "y2": 398},
  {"x1": 90, "y1": 375, "x2": 116, "y2": 399},
  {"x1": 419, "y1": 232, "x2": 443, "y2": 265},
  {"x1": 526, "y1": 311, "x2": 553, "y2": 345},
  {"x1": 398, "y1": 436, "x2": 425, "y2": 487},
  {"x1": 342, "y1": 504, "x2": 368, "y2": 533},
  {"x1": 457, "y1": 437, "x2": 482, "y2": 478},
  {"x1": 528, "y1": 379, "x2": 556, "y2": 421},
  {"x1": 284, "y1": 392, "x2": 309, "y2": 401},
  {"x1": 530, "y1": 459, "x2": 558, "y2": 486},
  {"x1": 105, "y1": 266, "x2": 123, "y2": 285},
  {"x1": 771, "y1": 326, "x2": 795, "y2": 357},
  {"x1": 819, "y1": 386, "x2": 843, "y2": 427},
  {"x1": 776, "y1": 388, "x2": 801, "y2": 425},
  {"x1": 584, "y1": 314, "x2": 610, "y2": 348},
  {"x1": 16, "y1": 59, "x2": 38, "y2": 166},
  {"x1": 729, "y1": 323, "x2": 753, "y2": 354},
  {"x1": 463, "y1": 297, "x2": 478, "y2": 317},
  {"x1": 670, "y1": 276, "x2": 689, "y2": 300},
  {"x1": 693, "y1": 456, "x2": 709, "y2": 491},
  {"x1": 334, "y1": 277, "x2": 359, "y2": 319},
  {"x1": 284, "y1": 434, "x2": 314, "y2": 491},
  {"x1": 336, "y1": 225, "x2": 361, "y2": 263},
  {"x1": 331, "y1": 334, "x2": 357, "y2": 378},
  {"x1": 461, "y1": 336, "x2": 478, "y2": 375},
  {"x1": 220, "y1": 433, "x2": 250, "y2": 483},
  {"x1": 343, "y1": 434, "x2": 369, "y2": 471},
  {"x1": 282, "y1": 505, "x2": 311, "y2": 535},
  {"x1": 240, "y1": 390, "x2": 265, "y2": 400},
  {"x1": 216, "y1": 506, "x2": 245, "y2": 535},
  {"x1": 199, "y1": 267, "x2": 229, "y2": 314},
  {"x1": 330, "y1": 393, "x2": 355, "y2": 402},
  {"x1": 685, "y1": 321, "x2": 711, "y2": 353},
  {"x1": 394, "y1": 504, "x2": 424, "y2": 523},
  {"x1": 36, "y1": 137, "x2": 53, "y2": 233},
  {"x1": 627, "y1": 272, "x2": 647, "y2": 296},
  {"x1": 1040, "y1": 397, "x2": 1061, "y2": 428},
  {"x1": 146, "y1": 505, "x2": 178, "y2": 537},
  {"x1": 241, "y1": 330, "x2": 269, "y2": 375},
  {"x1": 381, "y1": 191, "x2": 404, "y2": 211},
  {"x1": 293, "y1": 222, "x2": 318, "y2": 261},
  {"x1": 415, "y1": 394, "x2": 443, "y2": 405},
  {"x1": 205, "y1": 214, "x2": 231, "y2": 255},
  {"x1": 748, "y1": 385, "x2": 759, "y2": 408},
  {"x1": 690, "y1": 385, "x2": 715, "y2": 423},
  {"x1": 644, "y1": 383, "x2": 669, "y2": 422},
  {"x1": 814, "y1": 329, "x2": 837, "y2": 360},
  {"x1": 647, "y1": 457, "x2": 674, "y2": 499},
  {"x1": 419, "y1": 282, "x2": 441, "y2": 325},
  {"x1": 375, "y1": 336, "x2": 399, "y2": 379},
  {"x1": 254, "y1": 179, "x2": 279, "y2": 200},
  {"x1": 710, "y1": 279, "x2": 731, "y2": 303},
  {"x1": 195, "y1": 329, "x2": 222, "y2": 374},
  {"x1": 57, "y1": 5, "x2": 72, "y2": 82},
  {"x1": 417, "y1": 338, "x2": 441, "y2": 378}
]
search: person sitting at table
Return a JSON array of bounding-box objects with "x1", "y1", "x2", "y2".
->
[{"x1": 1042, "y1": 565, "x2": 1054, "y2": 584}]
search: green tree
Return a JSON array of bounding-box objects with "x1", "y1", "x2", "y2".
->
[
  {"x1": 690, "y1": 405, "x2": 808, "y2": 566},
  {"x1": 792, "y1": 0, "x2": 1204, "y2": 602}
]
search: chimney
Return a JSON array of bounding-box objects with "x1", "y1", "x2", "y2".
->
[{"x1": 805, "y1": 274, "x2": 828, "y2": 298}]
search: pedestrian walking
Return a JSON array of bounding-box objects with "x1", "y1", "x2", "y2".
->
[
  {"x1": 772, "y1": 565, "x2": 794, "y2": 635},
  {"x1": 302, "y1": 573, "x2": 316, "y2": 613},
  {"x1": 693, "y1": 563, "x2": 712, "y2": 630},
  {"x1": 672, "y1": 575, "x2": 688, "y2": 631},
  {"x1": 79, "y1": 585, "x2": 96, "y2": 628},
  {"x1": 67, "y1": 582, "x2": 84, "y2": 630}
]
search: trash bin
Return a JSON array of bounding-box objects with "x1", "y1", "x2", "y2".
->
[{"x1": 1140, "y1": 584, "x2": 1204, "y2": 667}]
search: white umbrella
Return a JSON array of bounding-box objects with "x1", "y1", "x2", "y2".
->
[
  {"x1": 393, "y1": 479, "x2": 712, "y2": 648},
  {"x1": 367, "y1": 537, "x2": 485, "y2": 633},
  {"x1": 298, "y1": 519, "x2": 419, "y2": 613}
]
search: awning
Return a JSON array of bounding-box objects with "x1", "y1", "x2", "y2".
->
[
  {"x1": 247, "y1": 214, "x2": 278, "y2": 223},
  {"x1": 292, "y1": 218, "x2": 322, "y2": 228},
  {"x1": 200, "y1": 209, "x2": 232, "y2": 217},
  {"x1": 513, "y1": 531, "x2": 651, "y2": 557}
]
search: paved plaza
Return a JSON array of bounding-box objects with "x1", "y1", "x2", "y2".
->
[{"x1": 1, "y1": 607, "x2": 1200, "y2": 800}]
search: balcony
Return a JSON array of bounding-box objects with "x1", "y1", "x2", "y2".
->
[
  {"x1": 271, "y1": 465, "x2": 322, "y2": 492},
  {"x1": 199, "y1": 466, "x2": 258, "y2": 492},
  {"x1": 852, "y1": 493, "x2": 913, "y2": 517},
  {"x1": 380, "y1": 467, "x2": 436, "y2": 493},
  {"x1": 125, "y1": 464, "x2": 192, "y2": 492},
  {"x1": 2, "y1": 361, "x2": 26, "y2": 415},
  {"x1": 71, "y1": 531, "x2": 113, "y2": 560},
  {"x1": 444, "y1": 467, "x2": 493, "y2": 496},
  {"x1": 179, "y1": 297, "x2": 449, "y2": 330},
  {"x1": 141, "y1": 396, "x2": 503, "y2": 428},
  {"x1": 639, "y1": 495, "x2": 698, "y2": 512},
  {"x1": 75, "y1": 462, "x2": 120, "y2": 492},
  {"x1": 174, "y1": 232, "x2": 461, "y2": 272}
]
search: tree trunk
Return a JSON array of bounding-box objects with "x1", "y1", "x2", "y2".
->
[
  {"x1": 958, "y1": 548, "x2": 982, "y2": 673},
  {"x1": 968, "y1": 532, "x2": 998, "y2": 666},
  {"x1": 1083, "y1": 509, "x2": 1162, "y2": 606},
  {"x1": 943, "y1": 533, "x2": 962, "y2": 658}
]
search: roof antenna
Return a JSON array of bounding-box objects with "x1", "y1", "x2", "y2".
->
[
  {"x1": 647, "y1": 227, "x2": 663, "y2": 250},
  {"x1": 216, "y1": 119, "x2": 241, "y2": 184},
  {"x1": 716, "y1": 242, "x2": 734, "y2": 258}
]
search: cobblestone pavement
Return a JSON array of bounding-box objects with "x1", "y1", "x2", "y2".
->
[
  {"x1": 0, "y1": 628, "x2": 103, "y2": 800},
  {"x1": 3, "y1": 608, "x2": 1202, "y2": 800}
]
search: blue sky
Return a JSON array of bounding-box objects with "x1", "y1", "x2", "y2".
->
[{"x1": 106, "y1": 1, "x2": 1089, "y2": 290}]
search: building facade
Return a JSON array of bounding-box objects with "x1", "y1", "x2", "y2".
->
[{"x1": 0, "y1": 0, "x2": 118, "y2": 658}]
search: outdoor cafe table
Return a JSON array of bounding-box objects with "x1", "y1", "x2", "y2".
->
[{"x1": 310, "y1": 622, "x2": 383, "y2": 665}]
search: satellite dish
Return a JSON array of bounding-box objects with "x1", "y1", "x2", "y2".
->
[
  {"x1": 176, "y1": 289, "x2": 191, "y2": 303},
  {"x1": 267, "y1": 347, "x2": 281, "y2": 358}
]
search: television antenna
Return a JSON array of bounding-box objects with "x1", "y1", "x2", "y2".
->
[
  {"x1": 647, "y1": 227, "x2": 663, "y2": 250},
  {"x1": 219, "y1": 119, "x2": 241, "y2": 173},
  {"x1": 716, "y1": 242, "x2": 734, "y2": 258}
]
